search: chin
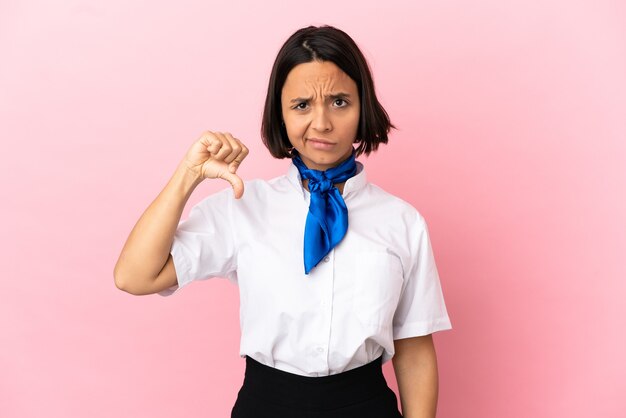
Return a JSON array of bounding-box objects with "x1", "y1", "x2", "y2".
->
[{"x1": 299, "y1": 150, "x2": 352, "y2": 169}]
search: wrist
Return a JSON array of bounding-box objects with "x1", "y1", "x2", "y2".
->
[{"x1": 172, "y1": 163, "x2": 203, "y2": 194}]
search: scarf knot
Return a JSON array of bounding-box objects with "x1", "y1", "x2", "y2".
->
[{"x1": 309, "y1": 177, "x2": 333, "y2": 194}]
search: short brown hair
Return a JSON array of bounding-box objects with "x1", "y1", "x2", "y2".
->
[{"x1": 261, "y1": 25, "x2": 396, "y2": 159}]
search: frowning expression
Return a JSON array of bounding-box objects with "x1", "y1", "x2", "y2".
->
[{"x1": 281, "y1": 60, "x2": 360, "y2": 171}]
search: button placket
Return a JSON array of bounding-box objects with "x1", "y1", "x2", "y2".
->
[
  {"x1": 311, "y1": 250, "x2": 332, "y2": 369},
  {"x1": 323, "y1": 250, "x2": 334, "y2": 371}
]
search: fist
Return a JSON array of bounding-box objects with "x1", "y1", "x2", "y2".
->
[{"x1": 182, "y1": 131, "x2": 250, "y2": 199}]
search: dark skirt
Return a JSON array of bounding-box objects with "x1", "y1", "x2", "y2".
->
[{"x1": 231, "y1": 354, "x2": 403, "y2": 418}]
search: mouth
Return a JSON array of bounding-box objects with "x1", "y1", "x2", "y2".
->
[
  {"x1": 308, "y1": 138, "x2": 335, "y2": 144},
  {"x1": 307, "y1": 138, "x2": 336, "y2": 150}
]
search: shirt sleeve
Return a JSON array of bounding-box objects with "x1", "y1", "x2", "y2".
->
[
  {"x1": 157, "y1": 186, "x2": 238, "y2": 297},
  {"x1": 392, "y1": 212, "x2": 452, "y2": 339}
]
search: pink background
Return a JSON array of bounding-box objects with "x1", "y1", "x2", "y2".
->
[{"x1": 1, "y1": 1, "x2": 625, "y2": 417}]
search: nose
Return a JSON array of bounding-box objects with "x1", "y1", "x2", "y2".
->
[{"x1": 311, "y1": 106, "x2": 332, "y2": 132}]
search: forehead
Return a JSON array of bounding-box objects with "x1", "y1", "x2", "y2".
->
[{"x1": 282, "y1": 60, "x2": 355, "y2": 92}]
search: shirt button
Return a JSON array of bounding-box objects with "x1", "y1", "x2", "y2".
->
[
  {"x1": 317, "y1": 347, "x2": 324, "y2": 353},
  {"x1": 323, "y1": 256, "x2": 330, "y2": 262}
]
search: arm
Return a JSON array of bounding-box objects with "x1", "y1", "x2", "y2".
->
[
  {"x1": 114, "y1": 131, "x2": 248, "y2": 296},
  {"x1": 113, "y1": 162, "x2": 202, "y2": 295},
  {"x1": 392, "y1": 334, "x2": 439, "y2": 418}
]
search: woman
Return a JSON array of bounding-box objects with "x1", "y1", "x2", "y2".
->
[{"x1": 114, "y1": 25, "x2": 452, "y2": 418}]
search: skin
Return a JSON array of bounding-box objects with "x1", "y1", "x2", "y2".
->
[
  {"x1": 280, "y1": 60, "x2": 360, "y2": 195},
  {"x1": 393, "y1": 334, "x2": 439, "y2": 418}
]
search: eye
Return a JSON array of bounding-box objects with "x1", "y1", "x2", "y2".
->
[
  {"x1": 334, "y1": 98, "x2": 348, "y2": 107},
  {"x1": 294, "y1": 102, "x2": 308, "y2": 110}
]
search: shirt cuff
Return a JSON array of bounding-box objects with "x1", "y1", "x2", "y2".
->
[
  {"x1": 393, "y1": 316, "x2": 453, "y2": 340},
  {"x1": 156, "y1": 244, "x2": 192, "y2": 297}
]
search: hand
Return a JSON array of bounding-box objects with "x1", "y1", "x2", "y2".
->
[{"x1": 181, "y1": 131, "x2": 249, "y2": 199}]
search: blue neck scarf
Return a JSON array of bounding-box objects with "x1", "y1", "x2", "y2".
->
[{"x1": 291, "y1": 148, "x2": 358, "y2": 274}]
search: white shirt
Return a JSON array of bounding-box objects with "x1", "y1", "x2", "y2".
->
[{"x1": 158, "y1": 159, "x2": 452, "y2": 376}]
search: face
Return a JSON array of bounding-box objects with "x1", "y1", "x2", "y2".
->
[{"x1": 281, "y1": 60, "x2": 360, "y2": 171}]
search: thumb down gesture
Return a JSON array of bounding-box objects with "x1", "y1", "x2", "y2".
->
[{"x1": 182, "y1": 131, "x2": 250, "y2": 199}]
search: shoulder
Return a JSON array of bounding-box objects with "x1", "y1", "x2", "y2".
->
[
  {"x1": 192, "y1": 167, "x2": 296, "y2": 212},
  {"x1": 202, "y1": 172, "x2": 296, "y2": 210},
  {"x1": 362, "y1": 182, "x2": 427, "y2": 227},
  {"x1": 239, "y1": 173, "x2": 293, "y2": 200}
]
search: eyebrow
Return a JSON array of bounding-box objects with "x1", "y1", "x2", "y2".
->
[{"x1": 289, "y1": 92, "x2": 351, "y2": 103}]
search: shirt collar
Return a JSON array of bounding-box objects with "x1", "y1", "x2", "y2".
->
[{"x1": 286, "y1": 158, "x2": 367, "y2": 200}]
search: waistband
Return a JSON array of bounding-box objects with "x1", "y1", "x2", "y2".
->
[{"x1": 239, "y1": 354, "x2": 388, "y2": 410}]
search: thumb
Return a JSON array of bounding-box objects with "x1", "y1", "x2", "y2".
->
[{"x1": 220, "y1": 171, "x2": 244, "y2": 199}]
